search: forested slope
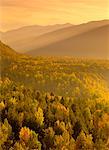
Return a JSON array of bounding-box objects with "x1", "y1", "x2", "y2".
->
[{"x1": 0, "y1": 41, "x2": 109, "y2": 150}]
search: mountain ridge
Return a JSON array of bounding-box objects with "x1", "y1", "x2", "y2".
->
[
  {"x1": 1, "y1": 23, "x2": 73, "y2": 52},
  {"x1": 26, "y1": 24, "x2": 109, "y2": 59},
  {"x1": 1, "y1": 20, "x2": 109, "y2": 52},
  {"x1": 24, "y1": 20, "x2": 109, "y2": 52}
]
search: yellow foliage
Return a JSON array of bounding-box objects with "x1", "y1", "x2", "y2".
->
[
  {"x1": 98, "y1": 113, "x2": 109, "y2": 128},
  {"x1": 35, "y1": 107, "x2": 44, "y2": 126},
  {"x1": 19, "y1": 127, "x2": 31, "y2": 142},
  {"x1": 0, "y1": 101, "x2": 5, "y2": 111}
]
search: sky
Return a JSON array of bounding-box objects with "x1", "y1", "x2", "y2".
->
[{"x1": 0, "y1": 0, "x2": 109, "y2": 31}]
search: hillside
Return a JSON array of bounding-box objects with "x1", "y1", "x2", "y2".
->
[
  {"x1": 1, "y1": 41, "x2": 109, "y2": 94},
  {"x1": 0, "y1": 41, "x2": 17, "y2": 57},
  {"x1": 1, "y1": 24, "x2": 72, "y2": 52},
  {"x1": 0, "y1": 41, "x2": 27, "y2": 74},
  {"x1": 1, "y1": 41, "x2": 109, "y2": 149}
]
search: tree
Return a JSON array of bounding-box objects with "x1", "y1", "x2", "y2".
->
[
  {"x1": 35, "y1": 107, "x2": 44, "y2": 127},
  {"x1": 0, "y1": 119, "x2": 12, "y2": 149},
  {"x1": 76, "y1": 131, "x2": 93, "y2": 150},
  {"x1": 19, "y1": 127, "x2": 41, "y2": 150},
  {"x1": 54, "y1": 130, "x2": 75, "y2": 150},
  {"x1": 44, "y1": 127, "x2": 55, "y2": 149}
]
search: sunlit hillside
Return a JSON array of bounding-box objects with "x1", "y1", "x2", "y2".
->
[{"x1": 0, "y1": 41, "x2": 109, "y2": 149}]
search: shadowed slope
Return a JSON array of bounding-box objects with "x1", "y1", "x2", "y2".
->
[
  {"x1": 25, "y1": 20, "x2": 109, "y2": 52},
  {"x1": 27, "y1": 24, "x2": 109, "y2": 59}
]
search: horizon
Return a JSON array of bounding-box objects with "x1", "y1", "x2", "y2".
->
[
  {"x1": 1, "y1": 0, "x2": 109, "y2": 31},
  {"x1": 1, "y1": 19, "x2": 109, "y2": 32}
]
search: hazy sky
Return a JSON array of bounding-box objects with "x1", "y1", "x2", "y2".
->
[{"x1": 0, "y1": 0, "x2": 109, "y2": 31}]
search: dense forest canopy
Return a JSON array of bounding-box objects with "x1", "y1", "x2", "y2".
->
[{"x1": 0, "y1": 41, "x2": 109, "y2": 149}]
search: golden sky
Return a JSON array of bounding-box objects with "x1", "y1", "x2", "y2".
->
[{"x1": 0, "y1": 0, "x2": 109, "y2": 31}]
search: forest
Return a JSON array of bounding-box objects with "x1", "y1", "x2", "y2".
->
[{"x1": 0, "y1": 41, "x2": 109, "y2": 149}]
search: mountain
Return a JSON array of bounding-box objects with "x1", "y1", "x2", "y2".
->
[
  {"x1": 26, "y1": 20, "x2": 109, "y2": 59},
  {"x1": 1, "y1": 20, "x2": 109, "y2": 59},
  {"x1": 3, "y1": 20, "x2": 108, "y2": 53},
  {"x1": 1, "y1": 23, "x2": 72, "y2": 52},
  {"x1": 25, "y1": 20, "x2": 109, "y2": 52}
]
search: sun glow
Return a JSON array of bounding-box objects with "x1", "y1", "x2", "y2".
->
[{"x1": 1, "y1": 0, "x2": 109, "y2": 31}]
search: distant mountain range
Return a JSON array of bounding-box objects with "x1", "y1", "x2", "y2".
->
[
  {"x1": 1, "y1": 20, "x2": 109, "y2": 59},
  {"x1": 1, "y1": 23, "x2": 72, "y2": 52}
]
